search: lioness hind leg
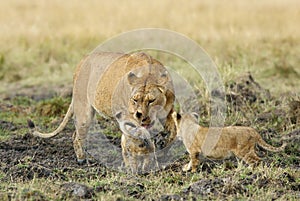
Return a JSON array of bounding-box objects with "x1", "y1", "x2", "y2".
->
[{"x1": 73, "y1": 106, "x2": 95, "y2": 164}]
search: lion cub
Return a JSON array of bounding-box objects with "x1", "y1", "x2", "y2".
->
[
  {"x1": 172, "y1": 112, "x2": 287, "y2": 172},
  {"x1": 116, "y1": 112, "x2": 158, "y2": 174}
]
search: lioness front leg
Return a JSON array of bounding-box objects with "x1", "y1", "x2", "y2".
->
[{"x1": 73, "y1": 105, "x2": 95, "y2": 163}]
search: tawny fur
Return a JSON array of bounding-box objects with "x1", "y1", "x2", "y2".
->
[
  {"x1": 116, "y1": 112, "x2": 157, "y2": 174},
  {"x1": 31, "y1": 52, "x2": 176, "y2": 163},
  {"x1": 172, "y1": 112, "x2": 287, "y2": 172}
]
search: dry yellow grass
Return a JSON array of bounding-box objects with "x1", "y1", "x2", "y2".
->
[
  {"x1": 0, "y1": 0, "x2": 299, "y2": 93},
  {"x1": 1, "y1": 0, "x2": 300, "y2": 40}
]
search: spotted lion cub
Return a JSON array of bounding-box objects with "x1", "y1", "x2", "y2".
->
[
  {"x1": 116, "y1": 112, "x2": 158, "y2": 174},
  {"x1": 172, "y1": 112, "x2": 287, "y2": 172}
]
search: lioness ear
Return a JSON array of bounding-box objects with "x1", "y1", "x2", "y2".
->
[
  {"x1": 115, "y1": 111, "x2": 123, "y2": 121},
  {"x1": 177, "y1": 113, "x2": 182, "y2": 120},
  {"x1": 157, "y1": 71, "x2": 169, "y2": 85},
  {"x1": 191, "y1": 112, "x2": 199, "y2": 121},
  {"x1": 127, "y1": 72, "x2": 138, "y2": 85}
]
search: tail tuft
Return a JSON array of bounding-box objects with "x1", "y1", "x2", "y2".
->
[{"x1": 27, "y1": 119, "x2": 35, "y2": 129}]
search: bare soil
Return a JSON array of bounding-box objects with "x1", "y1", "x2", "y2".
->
[{"x1": 0, "y1": 74, "x2": 299, "y2": 200}]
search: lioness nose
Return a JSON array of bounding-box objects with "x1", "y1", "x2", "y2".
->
[
  {"x1": 142, "y1": 117, "x2": 148, "y2": 123},
  {"x1": 136, "y1": 111, "x2": 142, "y2": 119}
]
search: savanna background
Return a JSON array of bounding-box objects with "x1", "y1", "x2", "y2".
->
[{"x1": 0, "y1": 0, "x2": 299, "y2": 200}]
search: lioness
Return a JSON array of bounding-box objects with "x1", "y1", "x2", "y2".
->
[
  {"x1": 31, "y1": 52, "x2": 176, "y2": 163},
  {"x1": 115, "y1": 111, "x2": 157, "y2": 174},
  {"x1": 172, "y1": 112, "x2": 287, "y2": 172}
]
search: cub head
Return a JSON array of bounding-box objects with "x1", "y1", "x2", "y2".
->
[
  {"x1": 127, "y1": 70, "x2": 175, "y2": 128},
  {"x1": 115, "y1": 111, "x2": 154, "y2": 152},
  {"x1": 115, "y1": 111, "x2": 151, "y2": 138},
  {"x1": 172, "y1": 111, "x2": 199, "y2": 137},
  {"x1": 171, "y1": 111, "x2": 182, "y2": 133}
]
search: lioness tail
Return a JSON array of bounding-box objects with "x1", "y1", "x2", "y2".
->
[{"x1": 30, "y1": 101, "x2": 73, "y2": 138}]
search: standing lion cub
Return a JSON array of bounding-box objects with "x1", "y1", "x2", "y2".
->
[{"x1": 172, "y1": 112, "x2": 287, "y2": 172}]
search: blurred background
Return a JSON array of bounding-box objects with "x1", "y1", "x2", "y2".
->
[{"x1": 0, "y1": 0, "x2": 299, "y2": 94}]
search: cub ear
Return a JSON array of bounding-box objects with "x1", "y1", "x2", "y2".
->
[
  {"x1": 127, "y1": 72, "x2": 138, "y2": 85},
  {"x1": 171, "y1": 111, "x2": 181, "y2": 121},
  {"x1": 124, "y1": 122, "x2": 137, "y2": 131},
  {"x1": 171, "y1": 111, "x2": 177, "y2": 120}
]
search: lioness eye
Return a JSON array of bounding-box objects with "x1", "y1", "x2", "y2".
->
[{"x1": 148, "y1": 99, "x2": 155, "y2": 105}]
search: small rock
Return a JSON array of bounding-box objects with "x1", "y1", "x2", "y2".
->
[
  {"x1": 160, "y1": 194, "x2": 182, "y2": 201},
  {"x1": 60, "y1": 182, "x2": 95, "y2": 199}
]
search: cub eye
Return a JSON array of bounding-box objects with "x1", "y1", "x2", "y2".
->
[{"x1": 132, "y1": 98, "x2": 138, "y2": 103}]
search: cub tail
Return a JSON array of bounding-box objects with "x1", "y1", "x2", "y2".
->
[{"x1": 257, "y1": 137, "x2": 287, "y2": 152}]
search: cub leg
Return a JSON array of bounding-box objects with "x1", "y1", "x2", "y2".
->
[
  {"x1": 122, "y1": 148, "x2": 130, "y2": 168},
  {"x1": 142, "y1": 156, "x2": 150, "y2": 173},
  {"x1": 191, "y1": 152, "x2": 200, "y2": 173},
  {"x1": 183, "y1": 152, "x2": 199, "y2": 172},
  {"x1": 73, "y1": 105, "x2": 95, "y2": 163},
  {"x1": 235, "y1": 146, "x2": 260, "y2": 166},
  {"x1": 243, "y1": 149, "x2": 261, "y2": 166},
  {"x1": 182, "y1": 160, "x2": 192, "y2": 172},
  {"x1": 130, "y1": 155, "x2": 138, "y2": 174}
]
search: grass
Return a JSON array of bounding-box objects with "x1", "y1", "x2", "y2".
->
[
  {"x1": 0, "y1": 162, "x2": 298, "y2": 200},
  {"x1": 0, "y1": 0, "x2": 299, "y2": 200}
]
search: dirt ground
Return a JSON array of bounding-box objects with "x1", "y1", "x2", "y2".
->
[{"x1": 0, "y1": 74, "x2": 299, "y2": 200}]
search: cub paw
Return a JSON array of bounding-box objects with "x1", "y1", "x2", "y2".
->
[
  {"x1": 77, "y1": 159, "x2": 86, "y2": 165},
  {"x1": 182, "y1": 163, "x2": 191, "y2": 172}
]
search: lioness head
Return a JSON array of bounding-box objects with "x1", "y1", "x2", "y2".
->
[{"x1": 127, "y1": 70, "x2": 175, "y2": 128}]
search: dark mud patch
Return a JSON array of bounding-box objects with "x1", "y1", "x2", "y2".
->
[
  {"x1": 0, "y1": 132, "x2": 79, "y2": 182},
  {"x1": 0, "y1": 130, "x2": 113, "y2": 184}
]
